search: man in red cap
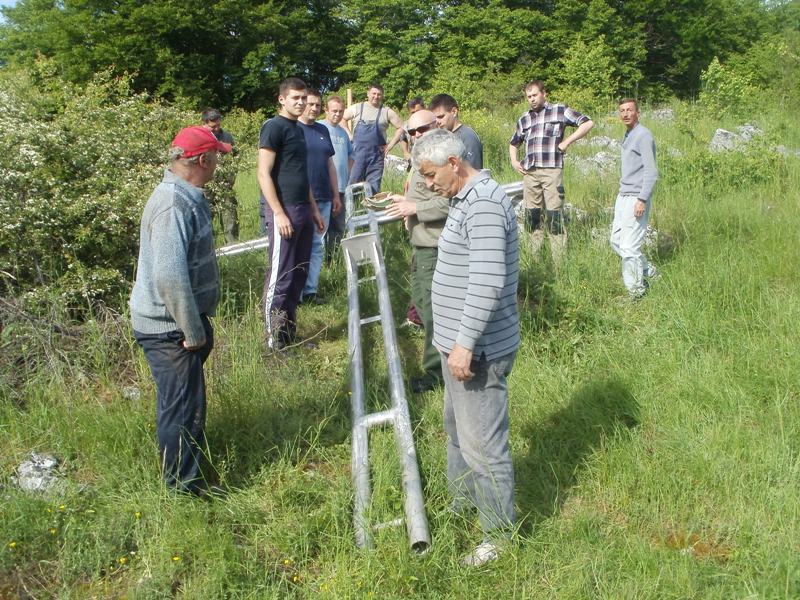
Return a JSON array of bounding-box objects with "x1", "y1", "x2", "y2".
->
[{"x1": 130, "y1": 126, "x2": 230, "y2": 497}]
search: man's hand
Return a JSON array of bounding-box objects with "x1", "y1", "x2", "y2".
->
[
  {"x1": 275, "y1": 212, "x2": 293, "y2": 239},
  {"x1": 510, "y1": 158, "x2": 525, "y2": 175},
  {"x1": 447, "y1": 344, "x2": 474, "y2": 381},
  {"x1": 312, "y1": 207, "x2": 326, "y2": 233},
  {"x1": 183, "y1": 339, "x2": 205, "y2": 351},
  {"x1": 332, "y1": 194, "x2": 343, "y2": 216},
  {"x1": 557, "y1": 140, "x2": 570, "y2": 153},
  {"x1": 634, "y1": 199, "x2": 646, "y2": 218},
  {"x1": 385, "y1": 194, "x2": 416, "y2": 219}
]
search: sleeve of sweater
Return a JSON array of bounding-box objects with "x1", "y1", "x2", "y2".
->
[
  {"x1": 638, "y1": 130, "x2": 659, "y2": 202},
  {"x1": 455, "y1": 198, "x2": 507, "y2": 350},
  {"x1": 150, "y1": 205, "x2": 206, "y2": 347}
]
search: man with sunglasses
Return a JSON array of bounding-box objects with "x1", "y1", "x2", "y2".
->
[{"x1": 385, "y1": 109, "x2": 447, "y2": 393}]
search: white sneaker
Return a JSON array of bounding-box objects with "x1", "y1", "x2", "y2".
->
[
  {"x1": 459, "y1": 541, "x2": 501, "y2": 567},
  {"x1": 645, "y1": 264, "x2": 661, "y2": 281}
]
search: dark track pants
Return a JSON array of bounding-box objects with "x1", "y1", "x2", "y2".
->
[{"x1": 263, "y1": 202, "x2": 314, "y2": 348}]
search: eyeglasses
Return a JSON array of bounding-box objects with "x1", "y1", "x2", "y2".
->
[{"x1": 407, "y1": 121, "x2": 437, "y2": 136}]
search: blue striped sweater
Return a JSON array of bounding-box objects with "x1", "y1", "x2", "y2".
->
[{"x1": 432, "y1": 170, "x2": 520, "y2": 360}]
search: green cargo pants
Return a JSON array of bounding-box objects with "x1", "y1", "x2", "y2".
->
[{"x1": 411, "y1": 247, "x2": 442, "y2": 383}]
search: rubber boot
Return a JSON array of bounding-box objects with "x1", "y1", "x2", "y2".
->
[{"x1": 525, "y1": 209, "x2": 544, "y2": 256}]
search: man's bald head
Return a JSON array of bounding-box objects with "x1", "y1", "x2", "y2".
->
[{"x1": 407, "y1": 109, "x2": 437, "y2": 137}]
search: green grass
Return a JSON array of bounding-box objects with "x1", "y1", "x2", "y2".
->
[{"x1": 2, "y1": 100, "x2": 800, "y2": 598}]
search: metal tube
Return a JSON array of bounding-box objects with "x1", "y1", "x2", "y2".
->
[{"x1": 341, "y1": 228, "x2": 431, "y2": 553}]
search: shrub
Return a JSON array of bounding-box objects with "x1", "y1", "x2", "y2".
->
[
  {"x1": 698, "y1": 56, "x2": 759, "y2": 115},
  {"x1": 0, "y1": 61, "x2": 192, "y2": 313}
]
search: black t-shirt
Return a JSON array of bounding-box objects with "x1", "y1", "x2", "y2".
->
[{"x1": 259, "y1": 115, "x2": 309, "y2": 205}]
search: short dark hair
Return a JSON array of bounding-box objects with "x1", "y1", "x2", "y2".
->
[
  {"x1": 618, "y1": 97, "x2": 639, "y2": 109},
  {"x1": 429, "y1": 94, "x2": 458, "y2": 112},
  {"x1": 201, "y1": 108, "x2": 222, "y2": 123},
  {"x1": 327, "y1": 95, "x2": 344, "y2": 106},
  {"x1": 525, "y1": 79, "x2": 546, "y2": 93},
  {"x1": 368, "y1": 82, "x2": 384, "y2": 93},
  {"x1": 306, "y1": 87, "x2": 321, "y2": 99},
  {"x1": 279, "y1": 77, "x2": 307, "y2": 97},
  {"x1": 407, "y1": 96, "x2": 425, "y2": 110}
]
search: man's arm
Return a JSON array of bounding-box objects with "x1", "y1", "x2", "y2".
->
[
  {"x1": 342, "y1": 105, "x2": 355, "y2": 138},
  {"x1": 635, "y1": 131, "x2": 659, "y2": 217},
  {"x1": 150, "y1": 207, "x2": 206, "y2": 348},
  {"x1": 257, "y1": 147, "x2": 293, "y2": 239},
  {"x1": 558, "y1": 119, "x2": 594, "y2": 153},
  {"x1": 508, "y1": 143, "x2": 524, "y2": 174},
  {"x1": 383, "y1": 108, "x2": 407, "y2": 156},
  {"x1": 328, "y1": 157, "x2": 342, "y2": 215}
]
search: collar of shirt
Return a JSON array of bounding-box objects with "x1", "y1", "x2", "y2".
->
[
  {"x1": 623, "y1": 122, "x2": 640, "y2": 141},
  {"x1": 453, "y1": 169, "x2": 492, "y2": 203},
  {"x1": 528, "y1": 103, "x2": 553, "y2": 118}
]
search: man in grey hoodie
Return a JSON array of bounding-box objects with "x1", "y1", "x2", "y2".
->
[{"x1": 130, "y1": 126, "x2": 231, "y2": 495}]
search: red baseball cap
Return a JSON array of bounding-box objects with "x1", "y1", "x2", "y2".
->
[{"x1": 171, "y1": 126, "x2": 232, "y2": 158}]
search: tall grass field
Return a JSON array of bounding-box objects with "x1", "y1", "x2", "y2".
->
[{"x1": 2, "y1": 100, "x2": 799, "y2": 598}]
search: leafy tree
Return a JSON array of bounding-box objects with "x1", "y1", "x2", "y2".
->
[
  {"x1": 336, "y1": 0, "x2": 435, "y2": 106},
  {"x1": 0, "y1": 0, "x2": 350, "y2": 110},
  {"x1": 421, "y1": 0, "x2": 549, "y2": 108},
  {"x1": 616, "y1": 0, "x2": 769, "y2": 96},
  {"x1": 0, "y1": 66, "x2": 171, "y2": 307}
]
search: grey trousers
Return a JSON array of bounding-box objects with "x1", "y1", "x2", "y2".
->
[{"x1": 441, "y1": 350, "x2": 516, "y2": 536}]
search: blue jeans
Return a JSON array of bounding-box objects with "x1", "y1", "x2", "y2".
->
[
  {"x1": 303, "y1": 200, "x2": 331, "y2": 296},
  {"x1": 441, "y1": 350, "x2": 516, "y2": 536},
  {"x1": 134, "y1": 316, "x2": 213, "y2": 493}
]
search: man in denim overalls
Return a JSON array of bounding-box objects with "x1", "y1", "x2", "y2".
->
[{"x1": 342, "y1": 83, "x2": 405, "y2": 194}]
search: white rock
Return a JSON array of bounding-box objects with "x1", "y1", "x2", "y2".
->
[{"x1": 12, "y1": 452, "x2": 64, "y2": 494}]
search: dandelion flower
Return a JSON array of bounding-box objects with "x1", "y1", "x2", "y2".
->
[
  {"x1": 118, "y1": 557, "x2": 128, "y2": 564},
  {"x1": 171, "y1": 555, "x2": 181, "y2": 562},
  {"x1": 58, "y1": 505, "x2": 65, "y2": 511},
  {"x1": 292, "y1": 574, "x2": 300, "y2": 583},
  {"x1": 8, "y1": 541, "x2": 16, "y2": 549},
  {"x1": 134, "y1": 511, "x2": 142, "y2": 519},
  {"x1": 283, "y1": 558, "x2": 291, "y2": 566},
  {"x1": 49, "y1": 528, "x2": 56, "y2": 535}
]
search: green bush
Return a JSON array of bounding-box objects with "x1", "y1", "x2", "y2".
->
[{"x1": 0, "y1": 61, "x2": 190, "y2": 312}]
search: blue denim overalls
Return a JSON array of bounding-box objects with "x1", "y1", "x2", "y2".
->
[{"x1": 348, "y1": 103, "x2": 386, "y2": 194}]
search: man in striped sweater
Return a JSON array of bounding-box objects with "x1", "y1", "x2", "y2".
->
[{"x1": 412, "y1": 129, "x2": 520, "y2": 567}]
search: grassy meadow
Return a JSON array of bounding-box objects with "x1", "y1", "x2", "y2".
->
[{"x1": 2, "y1": 100, "x2": 800, "y2": 598}]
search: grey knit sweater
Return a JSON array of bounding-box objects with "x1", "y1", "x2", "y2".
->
[
  {"x1": 619, "y1": 122, "x2": 659, "y2": 202},
  {"x1": 130, "y1": 169, "x2": 219, "y2": 347}
]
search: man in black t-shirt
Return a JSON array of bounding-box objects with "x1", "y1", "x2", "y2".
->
[{"x1": 258, "y1": 77, "x2": 325, "y2": 351}]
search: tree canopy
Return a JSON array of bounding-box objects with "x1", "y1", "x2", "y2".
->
[{"x1": 0, "y1": 0, "x2": 795, "y2": 109}]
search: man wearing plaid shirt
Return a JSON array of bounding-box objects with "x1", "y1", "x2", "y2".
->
[{"x1": 509, "y1": 80, "x2": 593, "y2": 264}]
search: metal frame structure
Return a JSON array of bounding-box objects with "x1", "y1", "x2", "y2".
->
[{"x1": 339, "y1": 183, "x2": 430, "y2": 552}]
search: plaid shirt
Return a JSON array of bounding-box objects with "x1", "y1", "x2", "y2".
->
[{"x1": 510, "y1": 103, "x2": 590, "y2": 170}]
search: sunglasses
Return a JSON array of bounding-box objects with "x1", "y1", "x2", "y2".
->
[{"x1": 407, "y1": 121, "x2": 437, "y2": 136}]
